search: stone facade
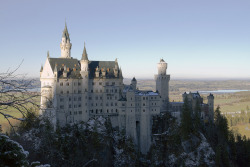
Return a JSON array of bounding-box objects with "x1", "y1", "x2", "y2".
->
[{"x1": 40, "y1": 24, "x2": 214, "y2": 154}]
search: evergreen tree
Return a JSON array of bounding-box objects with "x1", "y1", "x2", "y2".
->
[
  {"x1": 0, "y1": 133, "x2": 29, "y2": 167},
  {"x1": 180, "y1": 97, "x2": 193, "y2": 139},
  {"x1": 193, "y1": 100, "x2": 202, "y2": 133}
]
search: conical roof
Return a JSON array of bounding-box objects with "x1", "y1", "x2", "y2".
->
[
  {"x1": 81, "y1": 43, "x2": 88, "y2": 61},
  {"x1": 62, "y1": 22, "x2": 70, "y2": 41}
]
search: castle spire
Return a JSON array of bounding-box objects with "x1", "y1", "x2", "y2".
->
[
  {"x1": 60, "y1": 23, "x2": 72, "y2": 58},
  {"x1": 40, "y1": 65, "x2": 43, "y2": 72},
  {"x1": 62, "y1": 22, "x2": 70, "y2": 41},
  {"x1": 81, "y1": 42, "x2": 88, "y2": 61},
  {"x1": 119, "y1": 67, "x2": 123, "y2": 77},
  {"x1": 54, "y1": 63, "x2": 58, "y2": 72}
]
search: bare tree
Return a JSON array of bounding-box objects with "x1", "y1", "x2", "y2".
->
[{"x1": 0, "y1": 62, "x2": 40, "y2": 131}]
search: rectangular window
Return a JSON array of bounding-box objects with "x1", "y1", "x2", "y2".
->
[
  {"x1": 60, "y1": 82, "x2": 63, "y2": 86},
  {"x1": 78, "y1": 97, "x2": 81, "y2": 101},
  {"x1": 99, "y1": 82, "x2": 102, "y2": 85}
]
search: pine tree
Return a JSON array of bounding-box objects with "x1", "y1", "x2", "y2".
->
[
  {"x1": 193, "y1": 100, "x2": 202, "y2": 133},
  {"x1": 0, "y1": 133, "x2": 29, "y2": 167},
  {"x1": 180, "y1": 97, "x2": 193, "y2": 139}
]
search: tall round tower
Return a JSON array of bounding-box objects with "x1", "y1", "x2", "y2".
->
[
  {"x1": 60, "y1": 23, "x2": 72, "y2": 58},
  {"x1": 131, "y1": 77, "x2": 137, "y2": 90},
  {"x1": 157, "y1": 58, "x2": 167, "y2": 75},
  {"x1": 154, "y1": 58, "x2": 170, "y2": 112},
  {"x1": 207, "y1": 94, "x2": 214, "y2": 122}
]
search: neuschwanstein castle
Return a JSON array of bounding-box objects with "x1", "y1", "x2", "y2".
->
[{"x1": 40, "y1": 24, "x2": 214, "y2": 154}]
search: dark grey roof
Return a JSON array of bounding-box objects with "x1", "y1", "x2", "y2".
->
[
  {"x1": 48, "y1": 58, "x2": 82, "y2": 79},
  {"x1": 48, "y1": 58, "x2": 122, "y2": 79},
  {"x1": 89, "y1": 61, "x2": 122, "y2": 79},
  {"x1": 132, "y1": 77, "x2": 136, "y2": 81}
]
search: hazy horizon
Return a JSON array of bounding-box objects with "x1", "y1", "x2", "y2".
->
[{"x1": 1, "y1": 0, "x2": 250, "y2": 79}]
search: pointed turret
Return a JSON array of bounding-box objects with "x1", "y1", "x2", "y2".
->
[
  {"x1": 119, "y1": 67, "x2": 123, "y2": 78},
  {"x1": 62, "y1": 22, "x2": 70, "y2": 41},
  {"x1": 47, "y1": 51, "x2": 50, "y2": 58},
  {"x1": 40, "y1": 65, "x2": 43, "y2": 72},
  {"x1": 81, "y1": 43, "x2": 88, "y2": 60},
  {"x1": 60, "y1": 23, "x2": 72, "y2": 58},
  {"x1": 54, "y1": 64, "x2": 58, "y2": 78},
  {"x1": 80, "y1": 42, "x2": 89, "y2": 77}
]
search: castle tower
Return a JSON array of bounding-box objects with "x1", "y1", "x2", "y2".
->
[
  {"x1": 80, "y1": 43, "x2": 89, "y2": 77},
  {"x1": 80, "y1": 43, "x2": 89, "y2": 122},
  {"x1": 131, "y1": 77, "x2": 137, "y2": 90},
  {"x1": 207, "y1": 94, "x2": 214, "y2": 122},
  {"x1": 60, "y1": 23, "x2": 72, "y2": 58},
  {"x1": 154, "y1": 59, "x2": 170, "y2": 112}
]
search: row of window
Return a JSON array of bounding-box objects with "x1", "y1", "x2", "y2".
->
[
  {"x1": 60, "y1": 90, "x2": 82, "y2": 94},
  {"x1": 69, "y1": 111, "x2": 82, "y2": 115},
  {"x1": 142, "y1": 96, "x2": 158, "y2": 100},
  {"x1": 90, "y1": 109, "x2": 118, "y2": 114},
  {"x1": 129, "y1": 96, "x2": 158, "y2": 101},
  {"x1": 65, "y1": 108, "x2": 158, "y2": 115},
  {"x1": 60, "y1": 97, "x2": 82, "y2": 102},
  {"x1": 60, "y1": 101, "x2": 119, "y2": 108},
  {"x1": 60, "y1": 82, "x2": 81, "y2": 86},
  {"x1": 60, "y1": 81, "x2": 122, "y2": 87},
  {"x1": 128, "y1": 102, "x2": 157, "y2": 107},
  {"x1": 59, "y1": 88, "x2": 120, "y2": 94}
]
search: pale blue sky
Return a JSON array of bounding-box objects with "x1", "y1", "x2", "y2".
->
[{"x1": 0, "y1": 0, "x2": 250, "y2": 79}]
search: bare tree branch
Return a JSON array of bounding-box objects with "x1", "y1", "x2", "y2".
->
[{"x1": 0, "y1": 62, "x2": 40, "y2": 132}]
